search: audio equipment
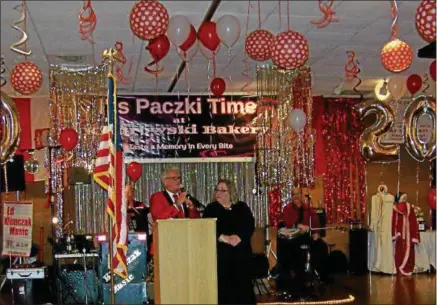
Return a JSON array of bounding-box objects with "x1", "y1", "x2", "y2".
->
[{"x1": 0, "y1": 154, "x2": 25, "y2": 192}]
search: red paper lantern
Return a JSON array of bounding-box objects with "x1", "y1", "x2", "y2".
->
[
  {"x1": 380, "y1": 39, "x2": 413, "y2": 73},
  {"x1": 127, "y1": 162, "x2": 142, "y2": 183},
  {"x1": 245, "y1": 29, "x2": 274, "y2": 62},
  {"x1": 415, "y1": 0, "x2": 436, "y2": 43},
  {"x1": 129, "y1": 0, "x2": 169, "y2": 41},
  {"x1": 10, "y1": 61, "x2": 42, "y2": 95},
  {"x1": 59, "y1": 128, "x2": 78, "y2": 151},
  {"x1": 271, "y1": 30, "x2": 309, "y2": 70}
]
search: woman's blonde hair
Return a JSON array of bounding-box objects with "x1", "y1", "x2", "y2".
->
[{"x1": 214, "y1": 178, "x2": 237, "y2": 203}]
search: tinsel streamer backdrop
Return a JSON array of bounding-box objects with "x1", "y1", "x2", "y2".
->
[
  {"x1": 255, "y1": 65, "x2": 315, "y2": 211},
  {"x1": 49, "y1": 64, "x2": 107, "y2": 236},
  {"x1": 49, "y1": 65, "x2": 107, "y2": 172},
  {"x1": 320, "y1": 98, "x2": 366, "y2": 224},
  {"x1": 73, "y1": 162, "x2": 266, "y2": 234}
]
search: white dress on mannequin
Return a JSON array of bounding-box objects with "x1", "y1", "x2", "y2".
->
[{"x1": 369, "y1": 185, "x2": 396, "y2": 274}]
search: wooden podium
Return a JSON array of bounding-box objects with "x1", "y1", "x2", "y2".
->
[{"x1": 154, "y1": 219, "x2": 218, "y2": 304}]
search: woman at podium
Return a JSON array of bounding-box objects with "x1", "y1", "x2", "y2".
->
[{"x1": 203, "y1": 179, "x2": 256, "y2": 304}]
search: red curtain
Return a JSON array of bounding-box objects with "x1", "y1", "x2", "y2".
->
[{"x1": 313, "y1": 97, "x2": 366, "y2": 224}]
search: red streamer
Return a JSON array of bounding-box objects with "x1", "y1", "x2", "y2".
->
[
  {"x1": 114, "y1": 41, "x2": 132, "y2": 84},
  {"x1": 268, "y1": 185, "x2": 282, "y2": 227},
  {"x1": 321, "y1": 98, "x2": 366, "y2": 224},
  {"x1": 311, "y1": 0, "x2": 339, "y2": 29},
  {"x1": 345, "y1": 51, "x2": 363, "y2": 100},
  {"x1": 78, "y1": 0, "x2": 97, "y2": 44}
]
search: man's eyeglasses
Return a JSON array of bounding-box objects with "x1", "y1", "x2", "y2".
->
[
  {"x1": 165, "y1": 176, "x2": 181, "y2": 181},
  {"x1": 215, "y1": 189, "x2": 229, "y2": 193}
]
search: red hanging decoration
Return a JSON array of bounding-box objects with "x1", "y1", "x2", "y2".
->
[
  {"x1": 10, "y1": 61, "x2": 43, "y2": 95},
  {"x1": 144, "y1": 34, "x2": 170, "y2": 75},
  {"x1": 310, "y1": 0, "x2": 339, "y2": 29},
  {"x1": 381, "y1": 1, "x2": 413, "y2": 73},
  {"x1": 415, "y1": 0, "x2": 436, "y2": 43},
  {"x1": 78, "y1": 0, "x2": 97, "y2": 44},
  {"x1": 428, "y1": 188, "x2": 436, "y2": 210},
  {"x1": 129, "y1": 0, "x2": 169, "y2": 41},
  {"x1": 271, "y1": 30, "x2": 309, "y2": 70},
  {"x1": 245, "y1": 29, "x2": 274, "y2": 62}
]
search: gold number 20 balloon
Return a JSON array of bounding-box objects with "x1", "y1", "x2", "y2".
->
[
  {"x1": 355, "y1": 99, "x2": 399, "y2": 163},
  {"x1": 0, "y1": 91, "x2": 20, "y2": 164},
  {"x1": 404, "y1": 95, "x2": 436, "y2": 162}
]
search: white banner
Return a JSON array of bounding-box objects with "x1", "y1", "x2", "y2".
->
[
  {"x1": 2, "y1": 201, "x2": 33, "y2": 257},
  {"x1": 381, "y1": 99, "x2": 433, "y2": 144}
]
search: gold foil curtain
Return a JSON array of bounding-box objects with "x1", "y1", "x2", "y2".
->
[
  {"x1": 48, "y1": 65, "x2": 107, "y2": 236},
  {"x1": 255, "y1": 65, "x2": 315, "y2": 204},
  {"x1": 73, "y1": 162, "x2": 266, "y2": 234},
  {"x1": 49, "y1": 65, "x2": 107, "y2": 171}
]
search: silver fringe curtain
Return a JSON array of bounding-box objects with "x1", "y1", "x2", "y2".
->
[{"x1": 73, "y1": 162, "x2": 267, "y2": 234}]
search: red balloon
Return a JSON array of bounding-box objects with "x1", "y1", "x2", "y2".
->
[
  {"x1": 59, "y1": 128, "x2": 78, "y2": 151},
  {"x1": 146, "y1": 35, "x2": 170, "y2": 64},
  {"x1": 428, "y1": 188, "x2": 436, "y2": 210},
  {"x1": 198, "y1": 21, "x2": 220, "y2": 52},
  {"x1": 210, "y1": 78, "x2": 226, "y2": 97},
  {"x1": 430, "y1": 60, "x2": 436, "y2": 82},
  {"x1": 180, "y1": 25, "x2": 196, "y2": 51},
  {"x1": 127, "y1": 162, "x2": 142, "y2": 183},
  {"x1": 406, "y1": 74, "x2": 423, "y2": 95}
]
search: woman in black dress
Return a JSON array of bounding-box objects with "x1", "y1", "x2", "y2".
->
[{"x1": 203, "y1": 179, "x2": 256, "y2": 304}]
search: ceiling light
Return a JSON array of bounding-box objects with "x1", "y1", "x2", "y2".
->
[{"x1": 374, "y1": 79, "x2": 391, "y2": 102}]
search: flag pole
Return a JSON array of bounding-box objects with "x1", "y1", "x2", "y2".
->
[{"x1": 102, "y1": 47, "x2": 121, "y2": 305}]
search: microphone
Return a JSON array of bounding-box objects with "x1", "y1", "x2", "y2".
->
[{"x1": 179, "y1": 184, "x2": 205, "y2": 209}]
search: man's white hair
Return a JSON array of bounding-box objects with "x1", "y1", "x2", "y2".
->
[{"x1": 161, "y1": 167, "x2": 180, "y2": 180}]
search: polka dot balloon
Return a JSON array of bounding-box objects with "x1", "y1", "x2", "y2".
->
[
  {"x1": 245, "y1": 29, "x2": 274, "y2": 62},
  {"x1": 129, "y1": 0, "x2": 169, "y2": 41},
  {"x1": 381, "y1": 39, "x2": 413, "y2": 73},
  {"x1": 10, "y1": 61, "x2": 43, "y2": 95},
  {"x1": 271, "y1": 30, "x2": 309, "y2": 70},
  {"x1": 415, "y1": 0, "x2": 436, "y2": 43}
]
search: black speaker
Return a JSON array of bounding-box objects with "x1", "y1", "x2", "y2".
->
[
  {"x1": 348, "y1": 228, "x2": 368, "y2": 275},
  {"x1": 57, "y1": 269, "x2": 99, "y2": 304},
  {"x1": 314, "y1": 208, "x2": 327, "y2": 237},
  {"x1": 1, "y1": 155, "x2": 25, "y2": 192}
]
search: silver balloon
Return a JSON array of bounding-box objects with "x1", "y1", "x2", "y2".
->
[
  {"x1": 24, "y1": 157, "x2": 40, "y2": 174},
  {"x1": 355, "y1": 99, "x2": 399, "y2": 163},
  {"x1": 404, "y1": 95, "x2": 436, "y2": 162},
  {"x1": 0, "y1": 92, "x2": 20, "y2": 164}
]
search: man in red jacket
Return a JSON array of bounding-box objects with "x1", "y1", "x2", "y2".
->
[
  {"x1": 150, "y1": 167, "x2": 200, "y2": 221},
  {"x1": 277, "y1": 189, "x2": 328, "y2": 292}
]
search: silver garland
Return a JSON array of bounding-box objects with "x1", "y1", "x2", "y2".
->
[{"x1": 73, "y1": 162, "x2": 267, "y2": 234}]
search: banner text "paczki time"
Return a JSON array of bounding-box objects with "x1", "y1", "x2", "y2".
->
[{"x1": 118, "y1": 97, "x2": 257, "y2": 115}]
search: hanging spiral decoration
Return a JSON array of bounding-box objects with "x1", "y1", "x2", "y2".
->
[
  {"x1": 9, "y1": 3, "x2": 31, "y2": 57},
  {"x1": 1, "y1": 55, "x2": 6, "y2": 87},
  {"x1": 78, "y1": 0, "x2": 97, "y2": 44}
]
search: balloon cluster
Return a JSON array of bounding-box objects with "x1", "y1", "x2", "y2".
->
[
  {"x1": 385, "y1": 64, "x2": 436, "y2": 101},
  {"x1": 129, "y1": 1, "x2": 243, "y2": 96}
]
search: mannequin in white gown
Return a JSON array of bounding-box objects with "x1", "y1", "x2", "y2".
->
[{"x1": 369, "y1": 184, "x2": 396, "y2": 274}]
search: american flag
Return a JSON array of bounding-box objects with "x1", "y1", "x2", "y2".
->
[{"x1": 93, "y1": 73, "x2": 128, "y2": 279}]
